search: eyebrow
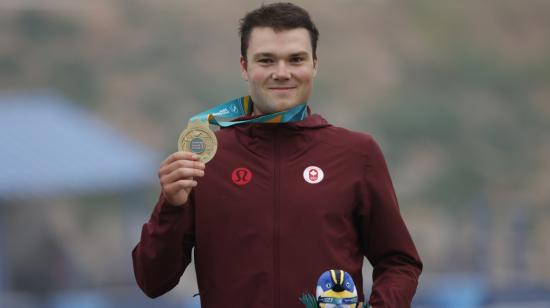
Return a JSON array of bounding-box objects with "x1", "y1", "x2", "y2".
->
[{"x1": 253, "y1": 51, "x2": 310, "y2": 60}]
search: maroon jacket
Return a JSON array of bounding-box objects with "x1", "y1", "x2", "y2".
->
[{"x1": 132, "y1": 113, "x2": 422, "y2": 307}]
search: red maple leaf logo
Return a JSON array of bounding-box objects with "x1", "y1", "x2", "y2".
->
[{"x1": 309, "y1": 169, "x2": 318, "y2": 181}]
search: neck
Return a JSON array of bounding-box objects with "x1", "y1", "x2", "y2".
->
[
  {"x1": 251, "y1": 109, "x2": 264, "y2": 117},
  {"x1": 251, "y1": 105, "x2": 269, "y2": 117},
  {"x1": 250, "y1": 101, "x2": 308, "y2": 117}
]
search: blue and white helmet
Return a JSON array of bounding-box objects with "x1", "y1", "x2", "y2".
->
[{"x1": 315, "y1": 269, "x2": 358, "y2": 308}]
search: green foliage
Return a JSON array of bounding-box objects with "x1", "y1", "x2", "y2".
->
[
  {"x1": 50, "y1": 59, "x2": 99, "y2": 106},
  {"x1": 299, "y1": 293, "x2": 318, "y2": 308},
  {"x1": 15, "y1": 9, "x2": 80, "y2": 42},
  {"x1": 365, "y1": 12, "x2": 549, "y2": 209}
]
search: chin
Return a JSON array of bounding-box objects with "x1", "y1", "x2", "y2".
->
[{"x1": 272, "y1": 99, "x2": 297, "y2": 111}]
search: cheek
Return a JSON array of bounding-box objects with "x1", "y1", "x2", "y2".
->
[
  {"x1": 294, "y1": 68, "x2": 315, "y2": 84},
  {"x1": 249, "y1": 70, "x2": 271, "y2": 85}
]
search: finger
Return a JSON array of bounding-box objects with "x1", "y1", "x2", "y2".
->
[
  {"x1": 161, "y1": 167, "x2": 205, "y2": 185},
  {"x1": 159, "y1": 159, "x2": 206, "y2": 177},
  {"x1": 161, "y1": 151, "x2": 199, "y2": 166},
  {"x1": 163, "y1": 179, "x2": 198, "y2": 195}
]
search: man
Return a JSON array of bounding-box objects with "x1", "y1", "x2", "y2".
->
[{"x1": 132, "y1": 3, "x2": 422, "y2": 307}]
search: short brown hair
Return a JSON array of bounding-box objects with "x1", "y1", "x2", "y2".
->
[{"x1": 239, "y1": 2, "x2": 319, "y2": 61}]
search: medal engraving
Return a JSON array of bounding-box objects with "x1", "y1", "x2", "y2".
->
[{"x1": 178, "y1": 121, "x2": 218, "y2": 163}]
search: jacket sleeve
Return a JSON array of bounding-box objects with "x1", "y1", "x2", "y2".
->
[
  {"x1": 132, "y1": 193, "x2": 195, "y2": 298},
  {"x1": 358, "y1": 136, "x2": 423, "y2": 308}
]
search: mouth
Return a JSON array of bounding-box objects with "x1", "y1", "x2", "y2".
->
[{"x1": 268, "y1": 86, "x2": 297, "y2": 91}]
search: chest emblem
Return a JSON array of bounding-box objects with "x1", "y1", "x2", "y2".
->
[
  {"x1": 232, "y1": 167, "x2": 252, "y2": 186},
  {"x1": 303, "y1": 166, "x2": 324, "y2": 184}
]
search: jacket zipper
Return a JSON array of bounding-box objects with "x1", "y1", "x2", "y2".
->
[{"x1": 273, "y1": 127, "x2": 281, "y2": 308}]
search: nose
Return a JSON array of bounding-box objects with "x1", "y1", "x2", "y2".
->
[{"x1": 272, "y1": 61, "x2": 291, "y2": 80}]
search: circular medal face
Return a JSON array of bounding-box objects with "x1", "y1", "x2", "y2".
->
[{"x1": 178, "y1": 122, "x2": 218, "y2": 163}]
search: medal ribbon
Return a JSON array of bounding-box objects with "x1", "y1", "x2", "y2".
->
[{"x1": 189, "y1": 96, "x2": 307, "y2": 127}]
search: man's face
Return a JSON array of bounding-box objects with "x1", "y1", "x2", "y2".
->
[{"x1": 240, "y1": 27, "x2": 318, "y2": 116}]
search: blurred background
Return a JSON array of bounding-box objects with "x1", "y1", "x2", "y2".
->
[{"x1": 1, "y1": 0, "x2": 549, "y2": 307}]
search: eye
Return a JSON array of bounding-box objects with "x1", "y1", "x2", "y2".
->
[
  {"x1": 290, "y1": 56, "x2": 305, "y2": 64},
  {"x1": 346, "y1": 282, "x2": 351, "y2": 288},
  {"x1": 257, "y1": 58, "x2": 273, "y2": 64},
  {"x1": 326, "y1": 283, "x2": 332, "y2": 289}
]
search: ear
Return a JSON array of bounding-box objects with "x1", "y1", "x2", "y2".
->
[
  {"x1": 240, "y1": 56, "x2": 249, "y2": 81},
  {"x1": 313, "y1": 57, "x2": 318, "y2": 77}
]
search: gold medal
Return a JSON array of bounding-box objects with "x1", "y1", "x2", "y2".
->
[{"x1": 177, "y1": 121, "x2": 218, "y2": 163}]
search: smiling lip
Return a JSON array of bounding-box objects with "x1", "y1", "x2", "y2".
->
[{"x1": 268, "y1": 87, "x2": 296, "y2": 90}]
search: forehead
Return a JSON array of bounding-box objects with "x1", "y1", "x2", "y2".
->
[{"x1": 247, "y1": 27, "x2": 312, "y2": 57}]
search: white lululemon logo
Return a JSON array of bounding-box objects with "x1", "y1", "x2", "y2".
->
[{"x1": 303, "y1": 166, "x2": 324, "y2": 184}]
